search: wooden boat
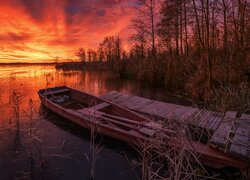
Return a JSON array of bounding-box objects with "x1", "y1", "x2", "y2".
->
[
  {"x1": 38, "y1": 86, "x2": 162, "y2": 144},
  {"x1": 38, "y1": 86, "x2": 246, "y2": 169}
]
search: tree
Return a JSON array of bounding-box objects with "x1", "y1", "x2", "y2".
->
[
  {"x1": 132, "y1": 0, "x2": 157, "y2": 60},
  {"x1": 130, "y1": 18, "x2": 147, "y2": 58},
  {"x1": 76, "y1": 48, "x2": 86, "y2": 63},
  {"x1": 114, "y1": 36, "x2": 122, "y2": 61},
  {"x1": 97, "y1": 46, "x2": 105, "y2": 62},
  {"x1": 98, "y1": 36, "x2": 123, "y2": 69}
]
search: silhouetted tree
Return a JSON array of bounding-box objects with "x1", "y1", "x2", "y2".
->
[
  {"x1": 76, "y1": 48, "x2": 86, "y2": 63},
  {"x1": 132, "y1": 0, "x2": 157, "y2": 60}
]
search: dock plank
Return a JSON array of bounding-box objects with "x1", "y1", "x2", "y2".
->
[
  {"x1": 238, "y1": 113, "x2": 250, "y2": 126},
  {"x1": 119, "y1": 96, "x2": 153, "y2": 110},
  {"x1": 229, "y1": 126, "x2": 249, "y2": 158},
  {"x1": 228, "y1": 113, "x2": 250, "y2": 159},
  {"x1": 152, "y1": 103, "x2": 178, "y2": 118},
  {"x1": 209, "y1": 113, "x2": 223, "y2": 132},
  {"x1": 210, "y1": 111, "x2": 237, "y2": 148},
  {"x1": 202, "y1": 112, "x2": 222, "y2": 131},
  {"x1": 101, "y1": 91, "x2": 121, "y2": 101},
  {"x1": 138, "y1": 101, "x2": 169, "y2": 115},
  {"x1": 181, "y1": 108, "x2": 199, "y2": 123},
  {"x1": 112, "y1": 94, "x2": 134, "y2": 104},
  {"x1": 100, "y1": 91, "x2": 250, "y2": 161},
  {"x1": 201, "y1": 111, "x2": 216, "y2": 129},
  {"x1": 197, "y1": 111, "x2": 212, "y2": 128},
  {"x1": 168, "y1": 106, "x2": 192, "y2": 122}
]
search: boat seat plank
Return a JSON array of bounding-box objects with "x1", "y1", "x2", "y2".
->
[
  {"x1": 210, "y1": 111, "x2": 237, "y2": 148},
  {"x1": 61, "y1": 100, "x2": 80, "y2": 108},
  {"x1": 43, "y1": 89, "x2": 69, "y2": 96},
  {"x1": 89, "y1": 102, "x2": 111, "y2": 110}
]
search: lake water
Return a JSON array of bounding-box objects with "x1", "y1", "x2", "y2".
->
[{"x1": 0, "y1": 64, "x2": 189, "y2": 180}]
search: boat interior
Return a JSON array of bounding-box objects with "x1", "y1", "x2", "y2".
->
[
  {"x1": 41, "y1": 87, "x2": 111, "y2": 111},
  {"x1": 39, "y1": 86, "x2": 158, "y2": 136}
]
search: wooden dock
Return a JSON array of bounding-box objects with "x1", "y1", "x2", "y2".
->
[{"x1": 101, "y1": 91, "x2": 250, "y2": 161}]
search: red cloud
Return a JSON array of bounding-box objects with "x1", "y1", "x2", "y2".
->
[{"x1": 0, "y1": 0, "x2": 137, "y2": 63}]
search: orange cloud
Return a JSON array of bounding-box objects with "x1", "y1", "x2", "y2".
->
[{"x1": 0, "y1": 0, "x2": 137, "y2": 63}]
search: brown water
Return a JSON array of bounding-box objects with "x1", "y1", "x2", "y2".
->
[{"x1": 0, "y1": 64, "x2": 190, "y2": 180}]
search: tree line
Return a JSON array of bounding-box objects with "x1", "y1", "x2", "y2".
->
[{"x1": 76, "y1": 0, "x2": 250, "y2": 100}]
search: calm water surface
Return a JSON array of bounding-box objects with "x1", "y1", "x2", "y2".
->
[{"x1": 0, "y1": 64, "x2": 185, "y2": 180}]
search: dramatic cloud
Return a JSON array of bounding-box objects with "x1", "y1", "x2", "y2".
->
[{"x1": 0, "y1": 0, "x2": 137, "y2": 63}]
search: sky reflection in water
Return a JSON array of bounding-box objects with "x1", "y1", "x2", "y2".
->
[{"x1": 0, "y1": 65, "x2": 145, "y2": 180}]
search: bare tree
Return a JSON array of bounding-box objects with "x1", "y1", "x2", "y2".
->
[
  {"x1": 114, "y1": 36, "x2": 122, "y2": 61},
  {"x1": 76, "y1": 48, "x2": 86, "y2": 63},
  {"x1": 130, "y1": 18, "x2": 147, "y2": 58},
  {"x1": 132, "y1": 0, "x2": 157, "y2": 60}
]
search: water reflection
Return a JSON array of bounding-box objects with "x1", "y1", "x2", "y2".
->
[
  {"x1": 0, "y1": 64, "x2": 145, "y2": 180},
  {"x1": 0, "y1": 64, "x2": 192, "y2": 179}
]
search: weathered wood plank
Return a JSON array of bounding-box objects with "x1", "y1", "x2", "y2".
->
[
  {"x1": 197, "y1": 111, "x2": 212, "y2": 128},
  {"x1": 191, "y1": 109, "x2": 205, "y2": 124},
  {"x1": 101, "y1": 91, "x2": 120, "y2": 100},
  {"x1": 102, "y1": 92, "x2": 250, "y2": 159},
  {"x1": 167, "y1": 106, "x2": 192, "y2": 122},
  {"x1": 210, "y1": 111, "x2": 237, "y2": 148},
  {"x1": 119, "y1": 96, "x2": 153, "y2": 110},
  {"x1": 181, "y1": 108, "x2": 199, "y2": 123},
  {"x1": 189, "y1": 109, "x2": 204, "y2": 124},
  {"x1": 201, "y1": 111, "x2": 216, "y2": 128},
  {"x1": 238, "y1": 113, "x2": 250, "y2": 126},
  {"x1": 43, "y1": 88, "x2": 69, "y2": 96},
  {"x1": 112, "y1": 94, "x2": 134, "y2": 104},
  {"x1": 208, "y1": 113, "x2": 223, "y2": 132},
  {"x1": 201, "y1": 111, "x2": 222, "y2": 131},
  {"x1": 138, "y1": 101, "x2": 168, "y2": 115},
  {"x1": 152, "y1": 103, "x2": 178, "y2": 118},
  {"x1": 89, "y1": 102, "x2": 110, "y2": 110},
  {"x1": 100, "y1": 90, "x2": 117, "y2": 98},
  {"x1": 228, "y1": 113, "x2": 250, "y2": 159},
  {"x1": 229, "y1": 126, "x2": 249, "y2": 158},
  {"x1": 229, "y1": 143, "x2": 248, "y2": 158}
]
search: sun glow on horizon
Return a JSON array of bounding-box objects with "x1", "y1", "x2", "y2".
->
[{"x1": 0, "y1": 0, "x2": 136, "y2": 63}]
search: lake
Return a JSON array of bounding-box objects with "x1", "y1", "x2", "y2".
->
[{"x1": 1, "y1": 64, "x2": 188, "y2": 179}]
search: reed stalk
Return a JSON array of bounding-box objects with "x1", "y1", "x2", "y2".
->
[
  {"x1": 9, "y1": 91, "x2": 22, "y2": 154},
  {"x1": 135, "y1": 115, "x2": 210, "y2": 180},
  {"x1": 87, "y1": 101, "x2": 103, "y2": 180}
]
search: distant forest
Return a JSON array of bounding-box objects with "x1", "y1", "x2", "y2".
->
[{"x1": 62, "y1": 0, "x2": 250, "y2": 112}]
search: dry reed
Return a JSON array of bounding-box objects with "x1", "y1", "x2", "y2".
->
[
  {"x1": 207, "y1": 82, "x2": 250, "y2": 115},
  {"x1": 134, "y1": 115, "x2": 214, "y2": 180}
]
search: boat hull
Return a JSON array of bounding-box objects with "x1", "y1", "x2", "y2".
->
[{"x1": 39, "y1": 92, "x2": 145, "y2": 145}]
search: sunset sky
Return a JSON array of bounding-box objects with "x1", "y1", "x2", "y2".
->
[{"x1": 0, "y1": 0, "x2": 138, "y2": 63}]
